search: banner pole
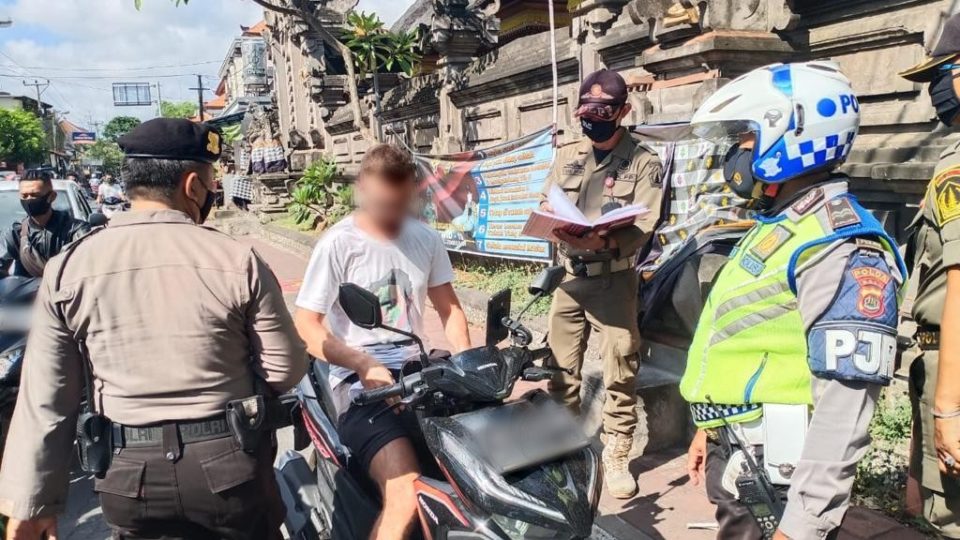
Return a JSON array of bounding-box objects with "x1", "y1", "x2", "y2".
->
[{"x1": 548, "y1": 0, "x2": 559, "y2": 137}]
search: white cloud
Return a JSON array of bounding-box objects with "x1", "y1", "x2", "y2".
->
[
  {"x1": 0, "y1": 0, "x2": 263, "y2": 128},
  {"x1": 0, "y1": 0, "x2": 416, "y2": 130}
]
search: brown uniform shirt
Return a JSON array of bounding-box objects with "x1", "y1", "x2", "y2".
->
[
  {"x1": 912, "y1": 139, "x2": 960, "y2": 327},
  {"x1": 541, "y1": 129, "x2": 663, "y2": 257},
  {"x1": 0, "y1": 209, "x2": 306, "y2": 520}
]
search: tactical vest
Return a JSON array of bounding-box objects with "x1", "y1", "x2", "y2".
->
[{"x1": 679, "y1": 192, "x2": 905, "y2": 428}]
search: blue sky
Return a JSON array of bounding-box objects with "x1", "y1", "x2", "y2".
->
[{"x1": 0, "y1": 0, "x2": 414, "y2": 129}]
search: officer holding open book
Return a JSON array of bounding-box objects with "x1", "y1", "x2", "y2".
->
[{"x1": 536, "y1": 69, "x2": 663, "y2": 499}]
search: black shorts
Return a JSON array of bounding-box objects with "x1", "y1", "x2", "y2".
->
[{"x1": 338, "y1": 386, "x2": 421, "y2": 472}]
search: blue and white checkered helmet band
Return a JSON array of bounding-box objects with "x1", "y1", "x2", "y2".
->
[{"x1": 790, "y1": 129, "x2": 856, "y2": 167}]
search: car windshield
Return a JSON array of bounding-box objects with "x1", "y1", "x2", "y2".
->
[{"x1": 0, "y1": 190, "x2": 72, "y2": 228}]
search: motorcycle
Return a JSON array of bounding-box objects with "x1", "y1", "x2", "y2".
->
[
  {"x1": 100, "y1": 196, "x2": 129, "y2": 219},
  {"x1": 0, "y1": 276, "x2": 40, "y2": 464},
  {"x1": 276, "y1": 266, "x2": 602, "y2": 540}
]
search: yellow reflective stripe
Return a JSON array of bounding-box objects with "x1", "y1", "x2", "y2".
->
[
  {"x1": 714, "y1": 280, "x2": 792, "y2": 320},
  {"x1": 709, "y1": 301, "x2": 798, "y2": 347}
]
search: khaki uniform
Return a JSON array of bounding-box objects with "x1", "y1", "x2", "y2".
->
[
  {"x1": 909, "y1": 140, "x2": 960, "y2": 538},
  {"x1": 541, "y1": 129, "x2": 662, "y2": 436},
  {"x1": 0, "y1": 210, "x2": 306, "y2": 536}
]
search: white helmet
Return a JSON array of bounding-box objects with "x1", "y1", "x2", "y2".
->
[{"x1": 692, "y1": 61, "x2": 860, "y2": 187}]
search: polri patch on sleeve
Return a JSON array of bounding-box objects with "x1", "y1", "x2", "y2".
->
[
  {"x1": 851, "y1": 266, "x2": 892, "y2": 318},
  {"x1": 826, "y1": 198, "x2": 861, "y2": 230},
  {"x1": 749, "y1": 225, "x2": 794, "y2": 262},
  {"x1": 933, "y1": 166, "x2": 960, "y2": 226},
  {"x1": 806, "y1": 250, "x2": 899, "y2": 386}
]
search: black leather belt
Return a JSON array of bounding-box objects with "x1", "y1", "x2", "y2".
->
[
  {"x1": 113, "y1": 414, "x2": 232, "y2": 448},
  {"x1": 916, "y1": 329, "x2": 940, "y2": 351}
]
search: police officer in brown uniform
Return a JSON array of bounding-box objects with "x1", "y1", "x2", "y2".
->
[
  {"x1": 0, "y1": 118, "x2": 307, "y2": 540},
  {"x1": 901, "y1": 15, "x2": 960, "y2": 537},
  {"x1": 540, "y1": 69, "x2": 662, "y2": 499}
]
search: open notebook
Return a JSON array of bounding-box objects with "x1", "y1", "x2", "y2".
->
[{"x1": 521, "y1": 185, "x2": 649, "y2": 242}]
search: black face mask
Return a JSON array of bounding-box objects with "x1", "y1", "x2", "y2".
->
[
  {"x1": 723, "y1": 145, "x2": 758, "y2": 199},
  {"x1": 189, "y1": 183, "x2": 216, "y2": 224},
  {"x1": 580, "y1": 117, "x2": 619, "y2": 143},
  {"x1": 21, "y1": 195, "x2": 52, "y2": 218},
  {"x1": 930, "y1": 71, "x2": 960, "y2": 126},
  {"x1": 197, "y1": 189, "x2": 215, "y2": 224}
]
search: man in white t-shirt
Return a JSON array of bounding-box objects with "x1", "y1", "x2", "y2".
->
[{"x1": 294, "y1": 144, "x2": 471, "y2": 540}]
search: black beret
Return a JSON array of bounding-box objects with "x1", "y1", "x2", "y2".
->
[{"x1": 118, "y1": 118, "x2": 222, "y2": 164}]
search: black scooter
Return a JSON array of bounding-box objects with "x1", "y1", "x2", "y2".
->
[
  {"x1": 276, "y1": 266, "x2": 601, "y2": 539},
  {"x1": 0, "y1": 276, "x2": 40, "y2": 464}
]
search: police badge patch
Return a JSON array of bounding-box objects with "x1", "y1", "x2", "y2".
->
[
  {"x1": 851, "y1": 266, "x2": 892, "y2": 318},
  {"x1": 933, "y1": 166, "x2": 960, "y2": 226},
  {"x1": 562, "y1": 162, "x2": 586, "y2": 176}
]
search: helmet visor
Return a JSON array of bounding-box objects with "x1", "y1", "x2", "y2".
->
[{"x1": 690, "y1": 120, "x2": 759, "y2": 145}]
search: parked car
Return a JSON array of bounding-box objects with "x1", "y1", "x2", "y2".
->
[{"x1": 0, "y1": 179, "x2": 94, "y2": 227}]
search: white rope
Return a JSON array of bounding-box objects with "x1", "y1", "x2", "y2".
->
[{"x1": 547, "y1": 0, "x2": 559, "y2": 134}]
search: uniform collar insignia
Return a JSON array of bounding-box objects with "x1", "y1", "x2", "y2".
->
[
  {"x1": 826, "y1": 197, "x2": 861, "y2": 230},
  {"x1": 749, "y1": 225, "x2": 795, "y2": 262},
  {"x1": 790, "y1": 187, "x2": 825, "y2": 216}
]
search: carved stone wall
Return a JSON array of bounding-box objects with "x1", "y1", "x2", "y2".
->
[{"x1": 266, "y1": 0, "x2": 957, "y2": 239}]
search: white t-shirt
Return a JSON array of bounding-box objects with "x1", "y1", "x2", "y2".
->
[{"x1": 296, "y1": 215, "x2": 455, "y2": 390}]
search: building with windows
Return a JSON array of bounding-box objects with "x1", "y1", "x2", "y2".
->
[{"x1": 216, "y1": 20, "x2": 272, "y2": 118}]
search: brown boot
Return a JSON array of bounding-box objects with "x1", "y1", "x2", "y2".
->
[{"x1": 602, "y1": 434, "x2": 637, "y2": 499}]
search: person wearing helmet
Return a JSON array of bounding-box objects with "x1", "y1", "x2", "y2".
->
[
  {"x1": 538, "y1": 69, "x2": 663, "y2": 499},
  {"x1": 680, "y1": 62, "x2": 907, "y2": 539},
  {"x1": 899, "y1": 12, "x2": 960, "y2": 537}
]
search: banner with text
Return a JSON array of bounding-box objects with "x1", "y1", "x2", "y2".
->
[{"x1": 414, "y1": 127, "x2": 555, "y2": 261}]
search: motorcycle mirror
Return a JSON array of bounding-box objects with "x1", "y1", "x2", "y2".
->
[
  {"x1": 528, "y1": 266, "x2": 565, "y2": 297},
  {"x1": 485, "y1": 288, "x2": 511, "y2": 346},
  {"x1": 88, "y1": 212, "x2": 109, "y2": 227},
  {"x1": 338, "y1": 283, "x2": 383, "y2": 329}
]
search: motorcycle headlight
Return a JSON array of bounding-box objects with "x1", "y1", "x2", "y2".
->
[{"x1": 489, "y1": 513, "x2": 563, "y2": 539}]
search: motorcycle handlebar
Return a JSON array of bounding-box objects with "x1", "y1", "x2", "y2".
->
[
  {"x1": 531, "y1": 347, "x2": 553, "y2": 361},
  {"x1": 354, "y1": 382, "x2": 403, "y2": 406}
]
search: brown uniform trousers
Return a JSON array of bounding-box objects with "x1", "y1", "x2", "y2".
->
[
  {"x1": 542, "y1": 130, "x2": 662, "y2": 437},
  {"x1": 548, "y1": 270, "x2": 640, "y2": 435},
  {"x1": 98, "y1": 434, "x2": 283, "y2": 540}
]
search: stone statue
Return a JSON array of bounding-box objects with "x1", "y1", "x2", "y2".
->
[
  {"x1": 430, "y1": 0, "x2": 500, "y2": 90},
  {"x1": 627, "y1": 0, "x2": 798, "y2": 38},
  {"x1": 574, "y1": 0, "x2": 633, "y2": 42}
]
